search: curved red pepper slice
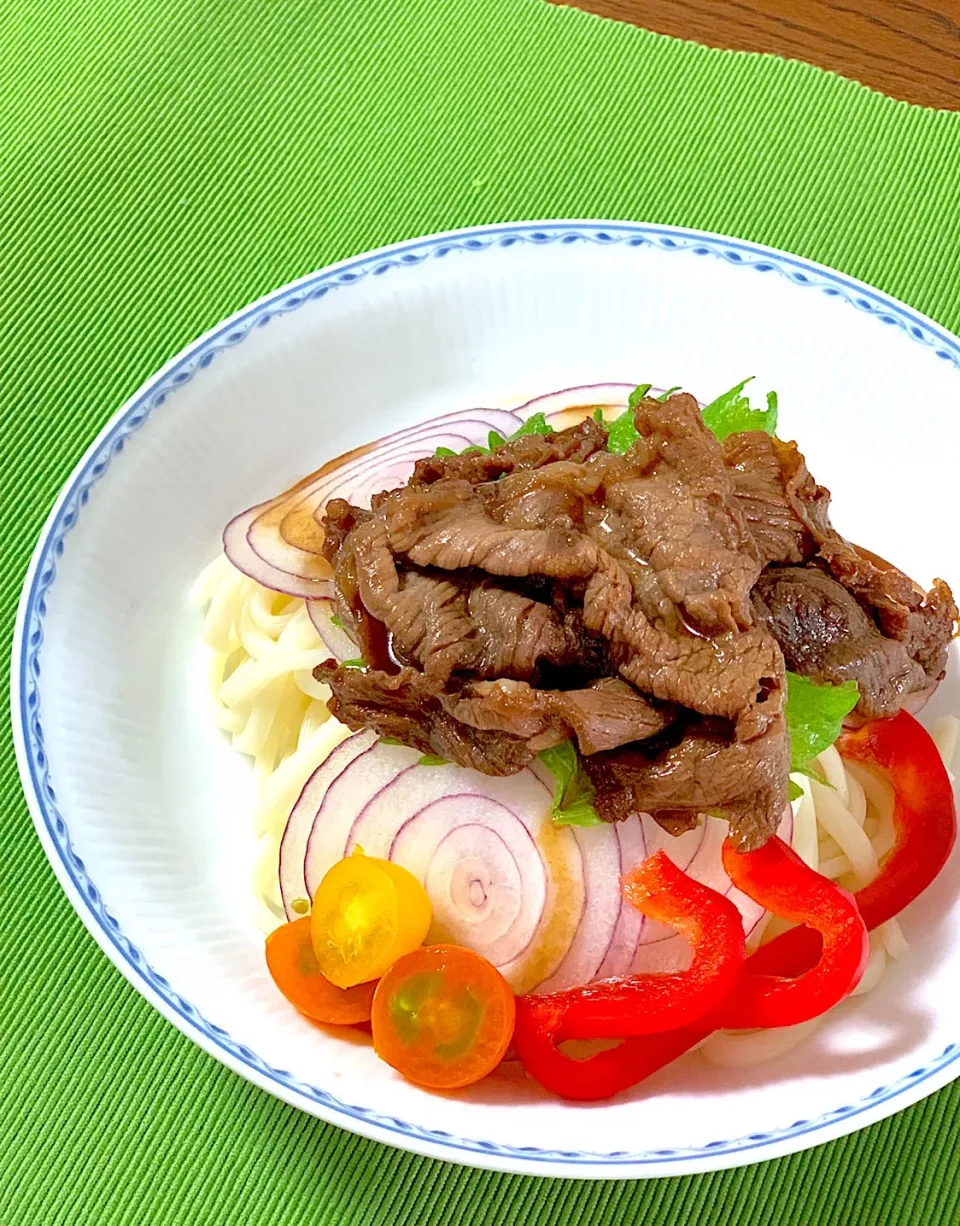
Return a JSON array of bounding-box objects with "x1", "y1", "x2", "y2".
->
[
  {"x1": 749, "y1": 710, "x2": 956, "y2": 980},
  {"x1": 839, "y1": 710, "x2": 956, "y2": 929},
  {"x1": 513, "y1": 1019, "x2": 706, "y2": 1102},
  {"x1": 715, "y1": 836, "x2": 868, "y2": 1029},
  {"x1": 543, "y1": 852, "x2": 746, "y2": 1039},
  {"x1": 513, "y1": 851, "x2": 745, "y2": 1099}
]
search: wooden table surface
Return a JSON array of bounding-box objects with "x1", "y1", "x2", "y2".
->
[{"x1": 560, "y1": 0, "x2": 960, "y2": 110}]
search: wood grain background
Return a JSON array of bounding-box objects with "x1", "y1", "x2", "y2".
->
[{"x1": 558, "y1": 0, "x2": 960, "y2": 110}]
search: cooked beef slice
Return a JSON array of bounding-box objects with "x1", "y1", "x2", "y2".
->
[
  {"x1": 332, "y1": 515, "x2": 582, "y2": 682},
  {"x1": 320, "y1": 497, "x2": 371, "y2": 567},
  {"x1": 384, "y1": 489, "x2": 600, "y2": 579},
  {"x1": 582, "y1": 395, "x2": 760, "y2": 634},
  {"x1": 467, "y1": 583, "x2": 576, "y2": 678},
  {"x1": 752, "y1": 567, "x2": 935, "y2": 718},
  {"x1": 582, "y1": 550, "x2": 784, "y2": 732},
  {"x1": 317, "y1": 662, "x2": 538, "y2": 774},
  {"x1": 583, "y1": 714, "x2": 790, "y2": 851},
  {"x1": 816, "y1": 541, "x2": 956, "y2": 685},
  {"x1": 722, "y1": 432, "x2": 825, "y2": 566},
  {"x1": 409, "y1": 418, "x2": 609, "y2": 486},
  {"x1": 479, "y1": 460, "x2": 602, "y2": 530},
  {"x1": 444, "y1": 677, "x2": 675, "y2": 755}
]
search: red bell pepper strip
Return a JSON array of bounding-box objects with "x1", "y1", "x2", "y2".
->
[
  {"x1": 714, "y1": 836, "x2": 868, "y2": 1029},
  {"x1": 748, "y1": 710, "x2": 956, "y2": 980},
  {"x1": 513, "y1": 851, "x2": 745, "y2": 1098},
  {"x1": 839, "y1": 710, "x2": 956, "y2": 929},
  {"x1": 541, "y1": 851, "x2": 746, "y2": 1039},
  {"x1": 513, "y1": 1012, "x2": 709, "y2": 1102}
]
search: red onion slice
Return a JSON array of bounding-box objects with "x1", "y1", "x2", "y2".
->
[
  {"x1": 223, "y1": 501, "x2": 330, "y2": 600},
  {"x1": 534, "y1": 822, "x2": 625, "y2": 992},
  {"x1": 592, "y1": 816, "x2": 649, "y2": 980},
  {"x1": 347, "y1": 763, "x2": 567, "y2": 982},
  {"x1": 390, "y1": 796, "x2": 545, "y2": 968},
  {"x1": 224, "y1": 407, "x2": 521, "y2": 595},
  {"x1": 302, "y1": 744, "x2": 423, "y2": 897},
  {"x1": 305, "y1": 597, "x2": 357, "y2": 662},
  {"x1": 515, "y1": 382, "x2": 635, "y2": 424},
  {"x1": 278, "y1": 728, "x2": 377, "y2": 917}
]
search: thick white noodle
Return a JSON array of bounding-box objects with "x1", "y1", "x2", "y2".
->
[
  {"x1": 810, "y1": 779, "x2": 878, "y2": 886},
  {"x1": 193, "y1": 557, "x2": 337, "y2": 907},
  {"x1": 817, "y1": 745, "x2": 849, "y2": 807},
  {"x1": 932, "y1": 715, "x2": 959, "y2": 784},
  {"x1": 791, "y1": 774, "x2": 819, "y2": 871}
]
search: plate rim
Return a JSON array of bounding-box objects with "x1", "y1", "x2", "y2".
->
[{"x1": 11, "y1": 219, "x2": 960, "y2": 1179}]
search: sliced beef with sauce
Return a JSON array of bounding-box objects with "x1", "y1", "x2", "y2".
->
[
  {"x1": 582, "y1": 550, "x2": 784, "y2": 734},
  {"x1": 317, "y1": 662, "x2": 538, "y2": 774},
  {"x1": 583, "y1": 714, "x2": 790, "y2": 851},
  {"x1": 583, "y1": 395, "x2": 761, "y2": 634},
  {"x1": 444, "y1": 677, "x2": 676, "y2": 755},
  {"x1": 316, "y1": 390, "x2": 954, "y2": 852},
  {"x1": 752, "y1": 567, "x2": 931, "y2": 718},
  {"x1": 722, "y1": 432, "x2": 826, "y2": 566},
  {"x1": 466, "y1": 583, "x2": 579, "y2": 678},
  {"x1": 380, "y1": 478, "x2": 600, "y2": 579},
  {"x1": 816, "y1": 540, "x2": 956, "y2": 686}
]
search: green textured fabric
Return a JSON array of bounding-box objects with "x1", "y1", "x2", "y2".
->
[{"x1": 3, "y1": 0, "x2": 960, "y2": 1221}]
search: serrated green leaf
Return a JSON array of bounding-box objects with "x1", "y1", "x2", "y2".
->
[
  {"x1": 656, "y1": 385, "x2": 681, "y2": 401},
  {"x1": 605, "y1": 406, "x2": 639, "y2": 454},
  {"x1": 434, "y1": 445, "x2": 457, "y2": 457},
  {"x1": 701, "y1": 377, "x2": 779, "y2": 441},
  {"x1": 787, "y1": 778, "x2": 804, "y2": 802},
  {"x1": 627, "y1": 382, "x2": 652, "y2": 410},
  {"x1": 417, "y1": 754, "x2": 448, "y2": 766},
  {"x1": 509, "y1": 411, "x2": 553, "y2": 439},
  {"x1": 538, "y1": 740, "x2": 604, "y2": 827}
]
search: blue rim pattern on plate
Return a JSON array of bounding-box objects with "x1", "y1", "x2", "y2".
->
[{"x1": 16, "y1": 222, "x2": 960, "y2": 1168}]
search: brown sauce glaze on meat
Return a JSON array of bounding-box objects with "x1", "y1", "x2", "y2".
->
[{"x1": 316, "y1": 400, "x2": 955, "y2": 851}]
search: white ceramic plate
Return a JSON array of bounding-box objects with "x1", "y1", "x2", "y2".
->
[{"x1": 12, "y1": 222, "x2": 960, "y2": 1180}]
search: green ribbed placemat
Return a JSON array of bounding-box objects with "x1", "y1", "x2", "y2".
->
[{"x1": 4, "y1": 2, "x2": 960, "y2": 1222}]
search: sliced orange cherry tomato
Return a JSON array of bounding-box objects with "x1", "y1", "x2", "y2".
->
[
  {"x1": 310, "y1": 850, "x2": 431, "y2": 989},
  {"x1": 371, "y1": 945, "x2": 515, "y2": 1089},
  {"x1": 265, "y1": 917, "x2": 376, "y2": 1025}
]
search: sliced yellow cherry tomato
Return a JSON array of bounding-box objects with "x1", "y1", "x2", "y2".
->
[
  {"x1": 266, "y1": 918, "x2": 375, "y2": 1025},
  {"x1": 310, "y1": 850, "x2": 431, "y2": 989}
]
